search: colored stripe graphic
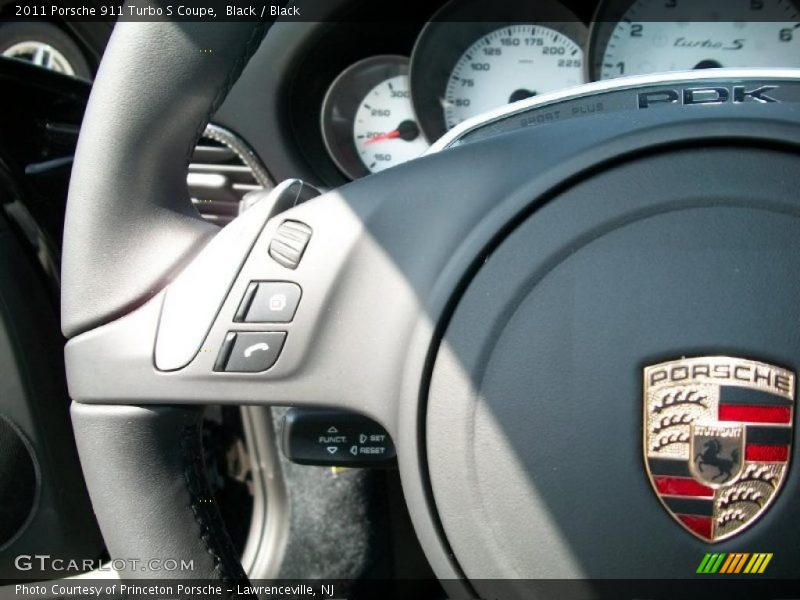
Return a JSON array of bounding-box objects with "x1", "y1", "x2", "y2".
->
[
  {"x1": 654, "y1": 476, "x2": 714, "y2": 497},
  {"x1": 744, "y1": 554, "x2": 762, "y2": 573},
  {"x1": 696, "y1": 553, "x2": 713, "y2": 573},
  {"x1": 745, "y1": 444, "x2": 789, "y2": 462},
  {"x1": 718, "y1": 405, "x2": 791, "y2": 423},
  {"x1": 719, "y1": 554, "x2": 736, "y2": 573},
  {"x1": 697, "y1": 553, "x2": 726, "y2": 573},
  {"x1": 733, "y1": 553, "x2": 750, "y2": 574},
  {"x1": 758, "y1": 554, "x2": 773, "y2": 573},
  {"x1": 697, "y1": 553, "x2": 773, "y2": 574},
  {"x1": 720, "y1": 553, "x2": 749, "y2": 573}
]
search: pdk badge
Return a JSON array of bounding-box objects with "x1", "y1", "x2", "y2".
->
[{"x1": 644, "y1": 357, "x2": 794, "y2": 542}]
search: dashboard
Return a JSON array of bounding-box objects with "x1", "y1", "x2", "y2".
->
[
  {"x1": 311, "y1": 0, "x2": 800, "y2": 181},
  {"x1": 210, "y1": 0, "x2": 800, "y2": 188}
]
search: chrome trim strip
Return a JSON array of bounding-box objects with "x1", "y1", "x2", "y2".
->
[
  {"x1": 427, "y1": 68, "x2": 800, "y2": 153},
  {"x1": 239, "y1": 406, "x2": 289, "y2": 579},
  {"x1": 202, "y1": 123, "x2": 274, "y2": 189}
]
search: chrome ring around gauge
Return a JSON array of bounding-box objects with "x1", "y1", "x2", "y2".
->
[
  {"x1": 320, "y1": 55, "x2": 429, "y2": 180},
  {"x1": 1, "y1": 41, "x2": 76, "y2": 76},
  {"x1": 427, "y1": 67, "x2": 800, "y2": 153},
  {"x1": 409, "y1": 0, "x2": 588, "y2": 140},
  {"x1": 587, "y1": 0, "x2": 800, "y2": 81}
]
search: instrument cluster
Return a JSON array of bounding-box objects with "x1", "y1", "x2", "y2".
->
[{"x1": 320, "y1": 0, "x2": 800, "y2": 180}]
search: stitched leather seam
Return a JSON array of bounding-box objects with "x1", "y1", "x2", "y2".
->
[
  {"x1": 184, "y1": 21, "x2": 273, "y2": 197},
  {"x1": 180, "y1": 419, "x2": 248, "y2": 592}
]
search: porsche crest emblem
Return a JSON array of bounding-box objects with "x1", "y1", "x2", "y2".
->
[{"x1": 644, "y1": 357, "x2": 794, "y2": 542}]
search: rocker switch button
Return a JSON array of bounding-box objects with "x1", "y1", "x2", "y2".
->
[
  {"x1": 281, "y1": 409, "x2": 396, "y2": 467},
  {"x1": 269, "y1": 220, "x2": 312, "y2": 270}
]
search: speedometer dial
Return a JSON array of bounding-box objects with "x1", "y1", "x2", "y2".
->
[
  {"x1": 409, "y1": 0, "x2": 588, "y2": 141},
  {"x1": 590, "y1": 0, "x2": 800, "y2": 80},
  {"x1": 443, "y1": 25, "x2": 584, "y2": 129}
]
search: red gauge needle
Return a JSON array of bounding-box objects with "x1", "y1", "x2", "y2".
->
[
  {"x1": 365, "y1": 129, "x2": 401, "y2": 145},
  {"x1": 363, "y1": 120, "x2": 421, "y2": 145}
]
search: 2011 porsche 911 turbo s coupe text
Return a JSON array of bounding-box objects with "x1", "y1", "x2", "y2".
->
[{"x1": 1, "y1": 0, "x2": 799, "y2": 599}]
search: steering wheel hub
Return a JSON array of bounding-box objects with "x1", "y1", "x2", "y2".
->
[{"x1": 428, "y1": 144, "x2": 800, "y2": 584}]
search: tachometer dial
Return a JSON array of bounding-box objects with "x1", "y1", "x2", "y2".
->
[
  {"x1": 443, "y1": 24, "x2": 584, "y2": 129},
  {"x1": 589, "y1": 0, "x2": 800, "y2": 80},
  {"x1": 409, "y1": 0, "x2": 588, "y2": 140},
  {"x1": 352, "y1": 75, "x2": 428, "y2": 174},
  {"x1": 321, "y1": 56, "x2": 429, "y2": 180}
]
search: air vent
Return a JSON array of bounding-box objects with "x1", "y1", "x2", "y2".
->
[{"x1": 189, "y1": 124, "x2": 273, "y2": 226}]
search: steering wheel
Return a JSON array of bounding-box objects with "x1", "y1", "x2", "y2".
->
[{"x1": 63, "y1": 16, "x2": 800, "y2": 598}]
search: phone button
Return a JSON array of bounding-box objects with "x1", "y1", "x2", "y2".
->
[{"x1": 215, "y1": 331, "x2": 287, "y2": 373}]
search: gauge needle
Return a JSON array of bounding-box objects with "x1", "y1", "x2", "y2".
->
[
  {"x1": 365, "y1": 120, "x2": 420, "y2": 144},
  {"x1": 365, "y1": 130, "x2": 401, "y2": 144}
]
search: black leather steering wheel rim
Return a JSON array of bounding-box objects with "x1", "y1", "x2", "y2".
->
[
  {"x1": 62, "y1": 18, "x2": 269, "y2": 338},
  {"x1": 63, "y1": 15, "x2": 275, "y2": 585}
]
